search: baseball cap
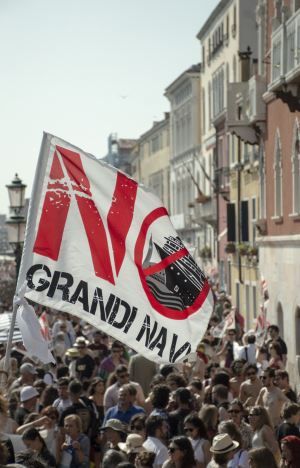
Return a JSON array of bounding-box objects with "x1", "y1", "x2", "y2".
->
[
  {"x1": 173, "y1": 387, "x2": 191, "y2": 400},
  {"x1": 100, "y1": 418, "x2": 127, "y2": 433},
  {"x1": 20, "y1": 386, "x2": 39, "y2": 402},
  {"x1": 20, "y1": 363, "x2": 37, "y2": 375}
]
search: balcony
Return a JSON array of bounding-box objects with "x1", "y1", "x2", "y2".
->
[
  {"x1": 193, "y1": 198, "x2": 217, "y2": 229},
  {"x1": 269, "y1": 6, "x2": 300, "y2": 111},
  {"x1": 249, "y1": 75, "x2": 266, "y2": 132}
]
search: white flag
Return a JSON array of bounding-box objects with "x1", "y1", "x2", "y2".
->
[{"x1": 18, "y1": 133, "x2": 214, "y2": 365}]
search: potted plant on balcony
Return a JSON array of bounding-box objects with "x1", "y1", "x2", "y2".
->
[
  {"x1": 188, "y1": 202, "x2": 195, "y2": 208},
  {"x1": 225, "y1": 242, "x2": 236, "y2": 254},
  {"x1": 200, "y1": 246, "x2": 211, "y2": 259},
  {"x1": 237, "y1": 243, "x2": 247, "y2": 256},
  {"x1": 196, "y1": 195, "x2": 207, "y2": 204},
  {"x1": 248, "y1": 245, "x2": 258, "y2": 257}
]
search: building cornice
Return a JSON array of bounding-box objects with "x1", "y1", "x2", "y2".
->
[
  {"x1": 196, "y1": 0, "x2": 232, "y2": 41},
  {"x1": 256, "y1": 234, "x2": 300, "y2": 246},
  {"x1": 140, "y1": 118, "x2": 170, "y2": 143},
  {"x1": 165, "y1": 68, "x2": 200, "y2": 97}
]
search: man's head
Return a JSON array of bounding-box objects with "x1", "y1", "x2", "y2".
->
[
  {"x1": 145, "y1": 415, "x2": 167, "y2": 441},
  {"x1": 115, "y1": 365, "x2": 129, "y2": 385},
  {"x1": 261, "y1": 367, "x2": 275, "y2": 388},
  {"x1": 76, "y1": 339, "x2": 87, "y2": 357},
  {"x1": 57, "y1": 365, "x2": 69, "y2": 379},
  {"x1": 58, "y1": 378, "x2": 70, "y2": 400},
  {"x1": 166, "y1": 373, "x2": 187, "y2": 392},
  {"x1": 93, "y1": 330, "x2": 102, "y2": 344},
  {"x1": 102, "y1": 449, "x2": 125, "y2": 468},
  {"x1": 174, "y1": 387, "x2": 191, "y2": 407},
  {"x1": 244, "y1": 363, "x2": 258, "y2": 382},
  {"x1": 60, "y1": 312, "x2": 69, "y2": 321},
  {"x1": 274, "y1": 370, "x2": 289, "y2": 390},
  {"x1": 188, "y1": 380, "x2": 202, "y2": 396},
  {"x1": 209, "y1": 314, "x2": 219, "y2": 327},
  {"x1": 118, "y1": 384, "x2": 136, "y2": 407},
  {"x1": 111, "y1": 341, "x2": 122, "y2": 357},
  {"x1": 68, "y1": 380, "x2": 83, "y2": 402},
  {"x1": 20, "y1": 364, "x2": 37, "y2": 385},
  {"x1": 150, "y1": 384, "x2": 170, "y2": 409},
  {"x1": 20, "y1": 386, "x2": 39, "y2": 412},
  {"x1": 212, "y1": 384, "x2": 228, "y2": 404},
  {"x1": 281, "y1": 401, "x2": 300, "y2": 422},
  {"x1": 231, "y1": 359, "x2": 246, "y2": 377},
  {"x1": 227, "y1": 329, "x2": 237, "y2": 341},
  {"x1": 16, "y1": 449, "x2": 49, "y2": 468},
  {"x1": 268, "y1": 325, "x2": 279, "y2": 340},
  {"x1": 247, "y1": 333, "x2": 256, "y2": 344}
]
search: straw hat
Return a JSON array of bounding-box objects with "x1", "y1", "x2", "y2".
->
[
  {"x1": 100, "y1": 419, "x2": 127, "y2": 434},
  {"x1": 210, "y1": 434, "x2": 239, "y2": 454},
  {"x1": 65, "y1": 348, "x2": 79, "y2": 358},
  {"x1": 118, "y1": 434, "x2": 147, "y2": 454}
]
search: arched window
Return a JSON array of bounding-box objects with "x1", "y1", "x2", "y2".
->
[
  {"x1": 259, "y1": 140, "x2": 266, "y2": 219},
  {"x1": 292, "y1": 119, "x2": 300, "y2": 214},
  {"x1": 296, "y1": 307, "x2": 300, "y2": 355},
  {"x1": 233, "y1": 55, "x2": 237, "y2": 82},
  {"x1": 202, "y1": 88, "x2": 206, "y2": 134},
  {"x1": 277, "y1": 302, "x2": 284, "y2": 340},
  {"x1": 274, "y1": 130, "x2": 283, "y2": 218},
  {"x1": 226, "y1": 62, "x2": 230, "y2": 83}
]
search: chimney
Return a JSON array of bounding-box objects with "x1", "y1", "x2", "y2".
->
[
  {"x1": 238, "y1": 46, "x2": 252, "y2": 82},
  {"x1": 252, "y1": 58, "x2": 258, "y2": 77}
]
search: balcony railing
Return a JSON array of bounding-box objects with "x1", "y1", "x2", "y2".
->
[
  {"x1": 193, "y1": 198, "x2": 217, "y2": 229},
  {"x1": 249, "y1": 75, "x2": 266, "y2": 125}
]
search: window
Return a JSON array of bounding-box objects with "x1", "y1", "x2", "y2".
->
[
  {"x1": 252, "y1": 197, "x2": 256, "y2": 244},
  {"x1": 245, "y1": 284, "x2": 251, "y2": 330},
  {"x1": 202, "y1": 46, "x2": 205, "y2": 68},
  {"x1": 220, "y1": 260, "x2": 225, "y2": 290},
  {"x1": 202, "y1": 88, "x2": 206, "y2": 134},
  {"x1": 252, "y1": 285, "x2": 257, "y2": 319},
  {"x1": 292, "y1": 120, "x2": 300, "y2": 214},
  {"x1": 240, "y1": 200, "x2": 249, "y2": 242},
  {"x1": 226, "y1": 63, "x2": 229, "y2": 83},
  {"x1": 212, "y1": 68, "x2": 224, "y2": 117},
  {"x1": 166, "y1": 129, "x2": 170, "y2": 146},
  {"x1": 235, "y1": 282, "x2": 240, "y2": 313},
  {"x1": 227, "y1": 260, "x2": 231, "y2": 295},
  {"x1": 208, "y1": 82, "x2": 212, "y2": 129},
  {"x1": 231, "y1": 134, "x2": 236, "y2": 163},
  {"x1": 259, "y1": 141, "x2": 266, "y2": 218},
  {"x1": 233, "y1": 55, "x2": 237, "y2": 82},
  {"x1": 226, "y1": 134, "x2": 230, "y2": 184},
  {"x1": 274, "y1": 130, "x2": 283, "y2": 218},
  {"x1": 277, "y1": 302, "x2": 284, "y2": 339},
  {"x1": 202, "y1": 157, "x2": 206, "y2": 194},
  {"x1": 296, "y1": 307, "x2": 300, "y2": 355}
]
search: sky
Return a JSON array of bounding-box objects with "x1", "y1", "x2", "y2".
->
[{"x1": 0, "y1": 0, "x2": 220, "y2": 214}]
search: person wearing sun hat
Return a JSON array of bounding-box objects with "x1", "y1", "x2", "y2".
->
[
  {"x1": 100, "y1": 419, "x2": 127, "y2": 456},
  {"x1": 118, "y1": 434, "x2": 148, "y2": 464},
  {"x1": 65, "y1": 348, "x2": 79, "y2": 378},
  {"x1": 207, "y1": 434, "x2": 239, "y2": 468}
]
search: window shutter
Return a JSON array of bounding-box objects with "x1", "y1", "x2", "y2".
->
[
  {"x1": 227, "y1": 203, "x2": 236, "y2": 241},
  {"x1": 240, "y1": 200, "x2": 249, "y2": 242}
]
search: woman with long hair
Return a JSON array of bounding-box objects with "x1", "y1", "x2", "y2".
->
[
  {"x1": 280, "y1": 436, "x2": 300, "y2": 468},
  {"x1": 228, "y1": 399, "x2": 253, "y2": 450},
  {"x1": 199, "y1": 405, "x2": 219, "y2": 443},
  {"x1": 184, "y1": 413, "x2": 211, "y2": 468},
  {"x1": 249, "y1": 406, "x2": 280, "y2": 463},
  {"x1": 162, "y1": 436, "x2": 197, "y2": 468},
  {"x1": 248, "y1": 447, "x2": 278, "y2": 468},
  {"x1": 88, "y1": 377, "x2": 105, "y2": 468},
  {"x1": 135, "y1": 451, "x2": 156, "y2": 468},
  {"x1": 22, "y1": 427, "x2": 56, "y2": 468},
  {"x1": 268, "y1": 342, "x2": 284, "y2": 370},
  {"x1": 218, "y1": 421, "x2": 248, "y2": 468},
  {"x1": 39, "y1": 385, "x2": 59, "y2": 408}
]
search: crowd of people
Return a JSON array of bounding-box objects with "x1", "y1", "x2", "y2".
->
[{"x1": 0, "y1": 296, "x2": 299, "y2": 468}]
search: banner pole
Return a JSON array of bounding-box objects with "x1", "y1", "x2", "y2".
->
[{"x1": 1, "y1": 302, "x2": 18, "y2": 386}]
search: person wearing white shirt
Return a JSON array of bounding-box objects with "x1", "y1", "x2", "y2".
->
[
  {"x1": 238, "y1": 332, "x2": 257, "y2": 363},
  {"x1": 43, "y1": 363, "x2": 57, "y2": 386},
  {"x1": 218, "y1": 420, "x2": 249, "y2": 468},
  {"x1": 53, "y1": 378, "x2": 70, "y2": 416},
  {"x1": 143, "y1": 415, "x2": 169, "y2": 468}
]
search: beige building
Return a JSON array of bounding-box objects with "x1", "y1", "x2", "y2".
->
[{"x1": 139, "y1": 113, "x2": 171, "y2": 212}]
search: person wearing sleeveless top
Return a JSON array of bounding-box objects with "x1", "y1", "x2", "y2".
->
[
  {"x1": 249, "y1": 406, "x2": 281, "y2": 465},
  {"x1": 184, "y1": 414, "x2": 212, "y2": 468}
]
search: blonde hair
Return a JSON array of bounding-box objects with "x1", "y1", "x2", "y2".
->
[
  {"x1": 64, "y1": 414, "x2": 82, "y2": 433},
  {"x1": 251, "y1": 406, "x2": 274, "y2": 432}
]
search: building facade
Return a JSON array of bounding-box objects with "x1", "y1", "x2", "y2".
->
[{"x1": 196, "y1": 0, "x2": 259, "y2": 290}]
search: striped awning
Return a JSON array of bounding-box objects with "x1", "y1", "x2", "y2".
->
[{"x1": 0, "y1": 312, "x2": 22, "y2": 343}]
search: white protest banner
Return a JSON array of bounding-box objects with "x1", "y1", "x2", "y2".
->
[
  {"x1": 39, "y1": 311, "x2": 54, "y2": 352},
  {"x1": 17, "y1": 133, "x2": 214, "y2": 365},
  {"x1": 224, "y1": 309, "x2": 236, "y2": 330},
  {"x1": 12, "y1": 344, "x2": 40, "y2": 365},
  {"x1": 212, "y1": 309, "x2": 235, "y2": 339}
]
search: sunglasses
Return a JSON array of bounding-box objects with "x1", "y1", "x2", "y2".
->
[
  {"x1": 229, "y1": 333, "x2": 235, "y2": 336},
  {"x1": 131, "y1": 425, "x2": 143, "y2": 431},
  {"x1": 184, "y1": 427, "x2": 195, "y2": 432},
  {"x1": 247, "y1": 372, "x2": 256, "y2": 376},
  {"x1": 228, "y1": 409, "x2": 241, "y2": 414},
  {"x1": 119, "y1": 374, "x2": 129, "y2": 379},
  {"x1": 168, "y1": 447, "x2": 181, "y2": 453},
  {"x1": 260, "y1": 376, "x2": 267, "y2": 380},
  {"x1": 77, "y1": 346, "x2": 85, "y2": 349},
  {"x1": 234, "y1": 367, "x2": 243, "y2": 371},
  {"x1": 112, "y1": 350, "x2": 120, "y2": 353}
]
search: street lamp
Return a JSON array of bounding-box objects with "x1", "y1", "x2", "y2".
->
[{"x1": 5, "y1": 174, "x2": 27, "y2": 283}]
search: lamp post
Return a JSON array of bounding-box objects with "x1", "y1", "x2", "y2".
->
[{"x1": 5, "y1": 174, "x2": 27, "y2": 284}]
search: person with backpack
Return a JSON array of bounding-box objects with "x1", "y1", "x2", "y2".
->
[
  {"x1": 169, "y1": 388, "x2": 193, "y2": 438},
  {"x1": 58, "y1": 380, "x2": 94, "y2": 438},
  {"x1": 239, "y1": 331, "x2": 257, "y2": 364},
  {"x1": 43, "y1": 362, "x2": 57, "y2": 386}
]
